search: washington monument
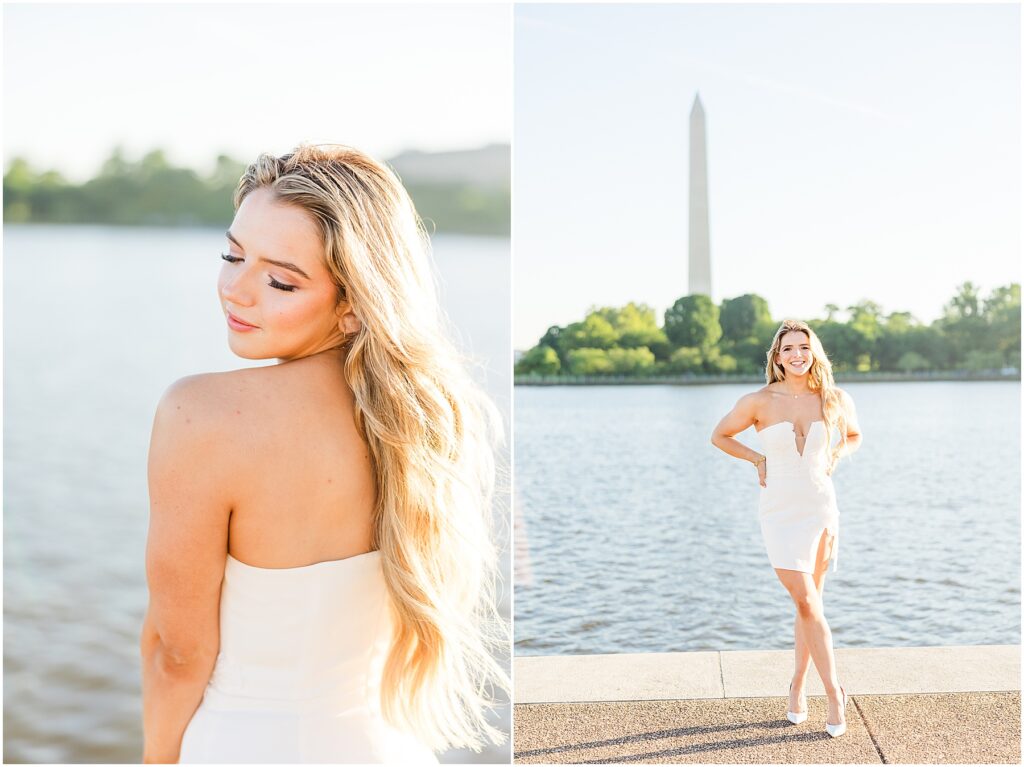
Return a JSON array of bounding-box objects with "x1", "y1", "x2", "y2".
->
[{"x1": 688, "y1": 93, "x2": 711, "y2": 297}]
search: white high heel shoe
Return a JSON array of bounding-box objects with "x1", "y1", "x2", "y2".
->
[
  {"x1": 825, "y1": 685, "x2": 849, "y2": 737},
  {"x1": 786, "y1": 681, "x2": 808, "y2": 724}
]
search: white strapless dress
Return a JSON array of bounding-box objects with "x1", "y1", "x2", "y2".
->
[
  {"x1": 178, "y1": 551, "x2": 438, "y2": 764},
  {"x1": 756, "y1": 420, "x2": 840, "y2": 574}
]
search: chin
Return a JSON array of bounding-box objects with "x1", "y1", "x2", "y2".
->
[{"x1": 226, "y1": 334, "x2": 278, "y2": 361}]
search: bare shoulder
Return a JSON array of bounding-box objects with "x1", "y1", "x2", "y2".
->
[
  {"x1": 152, "y1": 357, "x2": 354, "y2": 459},
  {"x1": 745, "y1": 386, "x2": 774, "y2": 411},
  {"x1": 721, "y1": 387, "x2": 767, "y2": 416},
  {"x1": 154, "y1": 368, "x2": 261, "y2": 431}
]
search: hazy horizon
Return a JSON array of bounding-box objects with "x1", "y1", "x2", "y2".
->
[
  {"x1": 3, "y1": 4, "x2": 511, "y2": 183},
  {"x1": 3, "y1": 140, "x2": 512, "y2": 182}
]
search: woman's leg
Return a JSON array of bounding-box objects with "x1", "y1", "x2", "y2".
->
[
  {"x1": 776, "y1": 530, "x2": 843, "y2": 725},
  {"x1": 789, "y1": 530, "x2": 833, "y2": 712}
]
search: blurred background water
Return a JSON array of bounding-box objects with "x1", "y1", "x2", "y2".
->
[
  {"x1": 514, "y1": 381, "x2": 1020, "y2": 655},
  {"x1": 3, "y1": 224, "x2": 511, "y2": 764}
]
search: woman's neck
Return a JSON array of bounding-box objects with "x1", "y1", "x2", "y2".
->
[{"x1": 776, "y1": 376, "x2": 813, "y2": 397}]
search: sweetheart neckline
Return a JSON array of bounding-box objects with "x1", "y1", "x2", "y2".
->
[
  {"x1": 756, "y1": 419, "x2": 824, "y2": 459},
  {"x1": 227, "y1": 549, "x2": 381, "y2": 572},
  {"x1": 756, "y1": 419, "x2": 824, "y2": 435}
]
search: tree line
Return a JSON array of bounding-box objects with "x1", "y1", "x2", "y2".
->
[
  {"x1": 3, "y1": 148, "x2": 510, "y2": 236},
  {"x1": 515, "y1": 283, "x2": 1021, "y2": 377}
]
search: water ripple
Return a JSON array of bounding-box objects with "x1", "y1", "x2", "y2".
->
[{"x1": 515, "y1": 382, "x2": 1020, "y2": 655}]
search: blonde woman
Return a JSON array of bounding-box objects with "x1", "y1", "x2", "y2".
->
[
  {"x1": 711, "y1": 320, "x2": 861, "y2": 738},
  {"x1": 139, "y1": 145, "x2": 508, "y2": 763}
]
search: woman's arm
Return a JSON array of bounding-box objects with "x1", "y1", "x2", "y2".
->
[
  {"x1": 141, "y1": 376, "x2": 232, "y2": 763},
  {"x1": 711, "y1": 392, "x2": 766, "y2": 486},
  {"x1": 830, "y1": 388, "x2": 863, "y2": 468}
]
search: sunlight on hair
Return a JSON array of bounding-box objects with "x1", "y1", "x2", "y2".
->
[{"x1": 234, "y1": 144, "x2": 509, "y2": 751}]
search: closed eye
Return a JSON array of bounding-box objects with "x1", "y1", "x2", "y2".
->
[
  {"x1": 269, "y1": 278, "x2": 297, "y2": 292},
  {"x1": 221, "y1": 253, "x2": 296, "y2": 292}
]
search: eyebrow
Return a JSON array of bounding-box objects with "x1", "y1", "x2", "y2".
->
[{"x1": 225, "y1": 231, "x2": 311, "y2": 280}]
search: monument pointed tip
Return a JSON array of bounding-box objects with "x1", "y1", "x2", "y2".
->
[{"x1": 690, "y1": 92, "x2": 704, "y2": 115}]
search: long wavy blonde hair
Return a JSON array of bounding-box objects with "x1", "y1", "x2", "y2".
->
[
  {"x1": 765, "y1": 319, "x2": 848, "y2": 459},
  {"x1": 233, "y1": 144, "x2": 508, "y2": 751}
]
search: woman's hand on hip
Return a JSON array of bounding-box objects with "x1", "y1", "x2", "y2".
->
[{"x1": 754, "y1": 455, "x2": 767, "y2": 487}]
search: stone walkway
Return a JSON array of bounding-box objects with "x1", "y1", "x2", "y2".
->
[{"x1": 514, "y1": 645, "x2": 1020, "y2": 764}]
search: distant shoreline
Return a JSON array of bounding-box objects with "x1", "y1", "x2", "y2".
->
[
  {"x1": 515, "y1": 370, "x2": 1021, "y2": 386},
  {"x1": 3, "y1": 222, "x2": 510, "y2": 241}
]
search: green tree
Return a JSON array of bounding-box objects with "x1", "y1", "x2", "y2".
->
[
  {"x1": 703, "y1": 348, "x2": 738, "y2": 373},
  {"x1": 667, "y1": 347, "x2": 703, "y2": 373},
  {"x1": 515, "y1": 345, "x2": 560, "y2": 375},
  {"x1": 940, "y1": 282, "x2": 990, "y2": 368},
  {"x1": 719, "y1": 294, "x2": 772, "y2": 343},
  {"x1": 596, "y1": 303, "x2": 669, "y2": 350},
  {"x1": 983, "y1": 283, "x2": 1021, "y2": 368},
  {"x1": 722, "y1": 337, "x2": 766, "y2": 374},
  {"x1": 566, "y1": 348, "x2": 614, "y2": 375},
  {"x1": 100, "y1": 146, "x2": 131, "y2": 178},
  {"x1": 607, "y1": 347, "x2": 656, "y2": 374},
  {"x1": 875, "y1": 311, "x2": 918, "y2": 371},
  {"x1": 907, "y1": 324, "x2": 951, "y2": 370},
  {"x1": 561, "y1": 314, "x2": 619, "y2": 351},
  {"x1": 964, "y1": 350, "x2": 1005, "y2": 371},
  {"x1": 664, "y1": 294, "x2": 722, "y2": 350},
  {"x1": 539, "y1": 325, "x2": 563, "y2": 348},
  {"x1": 810, "y1": 320, "x2": 861, "y2": 372},
  {"x1": 897, "y1": 351, "x2": 930, "y2": 372},
  {"x1": 947, "y1": 281, "x2": 982, "y2": 319},
  {"x1": 846, "y1": 300, "x2": 883, "y2": 370}
]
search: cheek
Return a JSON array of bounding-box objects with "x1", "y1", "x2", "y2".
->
[{"x1": 267, "y1": 291, "x2": 336, "y2": 333}]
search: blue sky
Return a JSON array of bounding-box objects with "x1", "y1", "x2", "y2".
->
[
  {"x1": 514, "y1": 3, "x2": 1020, "y2": 349},
  {"x1": 3, "y1": 3, "x2": 511, "y2": 180}
]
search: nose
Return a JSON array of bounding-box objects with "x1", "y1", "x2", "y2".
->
[{"x1": 219, "y1": 263, "x2": 256, "y2": 308}]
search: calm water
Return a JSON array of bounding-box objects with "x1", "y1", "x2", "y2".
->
[
  {"x1": 514, "y1": 382, "x2": 1021, "y2": 655},
  {"x1": 3, "y1": 224, "x2": 511, "y2": 764}
]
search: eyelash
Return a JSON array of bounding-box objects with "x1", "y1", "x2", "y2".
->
[{"x1": 220, "y1": 253, "x2": 297, "y2": 292}]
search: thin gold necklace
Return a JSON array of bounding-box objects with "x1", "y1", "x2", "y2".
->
[{"x1": 778, "y1": 389, "x2": 815, "y2": 398}]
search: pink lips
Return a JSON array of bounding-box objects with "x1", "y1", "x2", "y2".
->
[{"x1": 226, "y1": 311, "x2": 258, "y2": 332}]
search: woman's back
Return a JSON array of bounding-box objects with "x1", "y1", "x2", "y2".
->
[
  {"x1": 213, "y1": 349, "x2": 375, "y2": 569},
  {"x1": 175, "y1": 352, "x2": 436, "y2": 763}
]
